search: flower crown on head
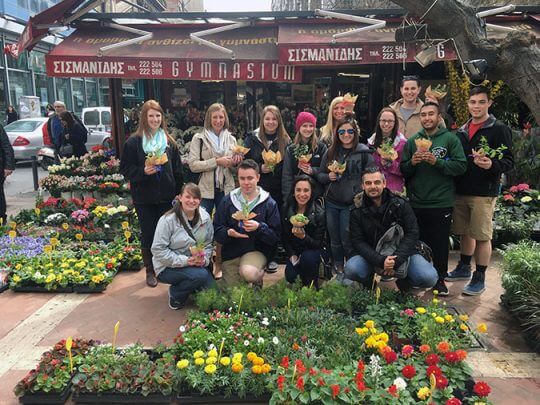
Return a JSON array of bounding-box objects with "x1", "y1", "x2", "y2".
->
[{"x1": 342, "y1": 93, "x2": 358, "y2": 112}]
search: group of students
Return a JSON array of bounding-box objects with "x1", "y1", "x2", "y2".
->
[{"x1": 119, "y1": 77, "x2": 513, "y2": 309}]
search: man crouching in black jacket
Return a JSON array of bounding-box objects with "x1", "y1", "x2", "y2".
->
[{"x1": 344, "y1": 166, "x2": 437, "y2": 292}]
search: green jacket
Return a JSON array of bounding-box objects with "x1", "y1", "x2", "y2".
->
[{"x1": 400, "y1": 128, "x2": 467, "y2": 208}]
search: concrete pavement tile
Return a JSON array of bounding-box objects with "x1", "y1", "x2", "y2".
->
[
  {"x1": 0, "y1": 369, "x2": 28, "y2": 405},
  {"x1": 0, "y1": 291, "x2": 52, "y2": 339},
  {"x1": 482, "y1": 377, "x2": 540, "y2": 403}
]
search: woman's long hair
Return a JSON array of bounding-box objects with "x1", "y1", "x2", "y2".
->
[
  {"x1": 59, "y1": 111, "x2": 75, "y2": 130},
  {"x1": 203, "y1": 103, "x2": 230, "y2": 132},
  {"x1": 320, "y1": 96, "x2": 344, "y2": 145},
  {"x1": 286, "y1": 174, "x2": 315, "y2": 213},
  {"x1": 327, "y1": 113, "x2": 360, "y2": 162},
  {"x1": 134, "y1": 99, "x2": 175, "y2": 144},
  {"x1": 258, "y1": 105, "x2": 290, "y2": 156},
  {"x1": 293, "y1": 125, "x2": 319, "y2": 152},
  {"x1": 166, "y1": 183, "x2": 202, "y2": 230},
  {"x1": 372, "y1": 107, "x2": 399, "y2": 149}
]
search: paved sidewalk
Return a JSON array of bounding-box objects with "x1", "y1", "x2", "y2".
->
[{"x1": 1, "y1": 192, "x2": 538, "y2": 403}]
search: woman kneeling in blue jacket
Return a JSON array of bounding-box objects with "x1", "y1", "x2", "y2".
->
[{"x1": 152, "y1": 183, "x2": 216, "y2": 309}]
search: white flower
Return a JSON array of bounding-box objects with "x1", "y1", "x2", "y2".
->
[
  {"x1": 257, "y1": 337, "x2": 264, "y2": 344},
  {"x1": 179, "y1": 325, "x2": 186, "y2": 333},
  {"x1": 107, "y1": 208, "x2": 117, "y2": 216},
  {"x1": 272, "y1": 337, "x2": 279, "y2": 345},
  {"x1": 117, "y1": 205, "x2": 128, "y2": 212},
  {"x1": 272, "y1": 316, "x2": 277, "y2": 320},
  {"x1": 243, "y1": 340, "x2": 250, "y2": 346},
  {"x1": 256, "y1": 311, "x2": 262, "y2": 316},
  {"x1": 369, "y1": 354, "x2": 382, "y2": 378},
  {"x1": 261, "y1": 318, "x2": 269, "y2": 326},
  {"x1": 393, "y1": 377, "x2": 407, "y2": 391},
  {"x1": 208, "y1": 343, "x2": 216, "y2": 350}
]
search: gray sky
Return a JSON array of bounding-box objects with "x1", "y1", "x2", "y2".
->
[{"x1": 204, "y1": 0, "x2": 271, "y2": 12}]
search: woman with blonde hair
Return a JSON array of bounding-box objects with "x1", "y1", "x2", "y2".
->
[
  {"x1": 188, "y1": 103, "x2": 240, "y2": 280},
  {"x1": 282, "y1": 111, "x2": 327, "y2": 203},
  {"x1": 244, "y1": 105, "x2": 291, "y2": 272},
  {"x1": 120, "y1": 99, "x2": 184, "y2": 287},
  {"x1": 320, "y1": 96, "x2": 345, "y2": 147}
]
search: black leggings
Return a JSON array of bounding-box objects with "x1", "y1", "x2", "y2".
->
[
  {"x1": 134, "y1": 202, "x2": 172, "y2": 249},
  {"x1": 413, "y1": 207, "x2": 453, "y2": 279}
]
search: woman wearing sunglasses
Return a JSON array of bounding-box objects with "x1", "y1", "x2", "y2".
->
[
  {"x1": 368, "y1": 107, "x2": 407, "y2": 193},
  {"x1": 317, "y1": 113, "x2": 373, "y2": 279}
]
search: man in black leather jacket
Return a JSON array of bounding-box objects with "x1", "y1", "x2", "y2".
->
[
  {"x1": 344, "y1": 166, "x2": 437, "y2": 292},
  {"x1": 0, "y1": 124, "x2": 15, "y2": 223}
]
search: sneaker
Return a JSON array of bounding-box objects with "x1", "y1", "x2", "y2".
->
[
  {"x1": 433, "y1": 279, "x2": 449, "y2": 296},
  {"x1": 265, "y1": 261, "x2": 278, "y2": 274},
  {"x1": 168, "y1": 289, "x2": 184, "y2": 310},
  {"x1": 445, "y1": 263, "x2": 472, "y2": 282},
  {"x1": 462, "y1": 274, "x2": 486, "y2": 296}
]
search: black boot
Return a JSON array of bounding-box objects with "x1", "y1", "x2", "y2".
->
[{"x1": 141, "y1": 248, "x2": 158, "y2": 288}]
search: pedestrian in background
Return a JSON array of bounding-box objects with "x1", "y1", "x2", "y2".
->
[
  {"x1": 59, "y1": 111, "x2": 88, "y2": 158},
  {"x1": 6, "y1": 106, "x2": 18, "y2": 124},
  {"x1": 0, "y1": 123, "x2": 15, "y2": 224}
]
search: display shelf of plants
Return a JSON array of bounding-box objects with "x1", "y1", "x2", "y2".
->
[
  {"x1": 14, "y1": 283, "x2": 494, "y2": 404},
  {"x1": 0, "y1": 150, "x2": 142, "y2": 293}
]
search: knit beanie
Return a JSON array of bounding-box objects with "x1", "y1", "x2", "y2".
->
[{"x1": 295, "y1": 111, "x2": 317, "y2": 132}]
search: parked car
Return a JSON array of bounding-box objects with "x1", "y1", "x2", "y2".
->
[
  {"x1": 4, "y1": 117, "x2": 48, "y2": 161},
  {"x1": 82, "y1": 107, "x2": 111, "y2": 133}
]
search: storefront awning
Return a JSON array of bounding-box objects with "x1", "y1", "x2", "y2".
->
[
  {"x1": 45, "y1": 24, "x2": 303, "y2": 82},
  {"x1": 5, "y1": 0, "x2": 87, "y2": 58}
]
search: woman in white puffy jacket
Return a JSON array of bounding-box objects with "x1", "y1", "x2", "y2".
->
[{"x1": 151, "y1": 183, "x2": 216, "y2": 310}]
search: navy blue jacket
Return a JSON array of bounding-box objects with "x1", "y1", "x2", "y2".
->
[{"x1": 213, "y1": 187, "x2": 281, "y2": 262}]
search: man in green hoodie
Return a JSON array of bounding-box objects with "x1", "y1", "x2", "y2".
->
[{"x1": 401, "y1": 102, "x2": 467, "y2": 296}]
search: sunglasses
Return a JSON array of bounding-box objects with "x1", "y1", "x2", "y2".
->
[{"x1": 337, "y1": 128, "x2": 355, "y2": 135}]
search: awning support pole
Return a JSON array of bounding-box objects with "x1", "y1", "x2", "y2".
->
[
  {"x1": 314, "y1": 9, "x2": 386, "y2": 44},
  {"x1": 190, "y1": 21, "x2": 252, "y2": 60},
  {"x1": 98, "y1": 22, "x2": 153, "y2": 56},
  {"x1": 109, "y1": 78, "x2": 125, "y2": 158}
]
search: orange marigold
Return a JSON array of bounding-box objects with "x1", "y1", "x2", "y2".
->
[
  {"x1": 436, "y1": 341, "x2": 451, "y2": 353},
  {"x1": 455, "y1": 349, "x2": 467, "y2": 361},
  {"x1": 419, "y1": 344, "x2": 431, "y2": 353}
]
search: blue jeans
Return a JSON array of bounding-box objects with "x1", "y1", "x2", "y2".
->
[
  {"x1": 157, "y1": 266, "x2": 216, "y2": 304},
  {"x1": 344, "y1": 254, "x2": 438, "y2": 289},
  {"x1": 285, "y1": 249, "x2": 327, "y2": 288},
  {"x1": 201, "y1": 190, "x2": 225, "y2": 215},
  {"x1": 325, "y1": 200, "x2": 351, "y2": 267}
]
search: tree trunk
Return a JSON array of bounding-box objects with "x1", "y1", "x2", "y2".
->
[{"x1": 391, "y1": 0, "x2": 540, "y2": 123}]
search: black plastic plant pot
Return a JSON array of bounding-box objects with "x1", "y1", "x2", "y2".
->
[
  {"x1": 73, "y1": 392, "x2": 173, "y2": 404},
  {"x1": 12, "y1": 285, "x2": 74, "y2": 293},
  {"x1": 118, "y1": 266, "x2": 141, "y2": 272},
  {"x1": 0, "y1": 284, "x2": 9, "y2": 293},
  {"x1": 73, "y1": 284, "x2": 107, "y2": 294},
  {"x1": 19, "y1": 383, "x2": 72, "y2": 404}
]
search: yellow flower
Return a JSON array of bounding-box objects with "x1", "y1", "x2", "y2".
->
[
  {"x1": 194, "y1": 358, "x2": 205, "y2": 366},
  {"x1": 193, "y1": 350, "x2": 204, "y2": 358},
  {"x1": 433, "y1": 289, "x2": 439, "y2": 296},
  {"x1": 365, "y1": 336, "x2": 376, "y2": 348},
  {"x1": 432, "y1": 298, "x2": 439, "y2": 305},
  {"x1": 45, "y1": 274, "x2": 56, "y2": 283},
  {"x1": 521, "y1": 196, "x2": 532, "y2": 203},
  {"x1": 176, "y1": 359, "x2": 189, "y2": 369},
  {"x1": 252, "y1": 356, "x2": 264, "y2": 366},
  {"x1": 204, "y1": 364, "x2": 217, "y2": 374},
  {"x1": 369, "y1": 327, "x2": 378, "y2": 335},
  {"x1": 364, "y1": 320, "x2": 375, "y2": 329},
  {"x1": 416, "y1": 307, "x2": 427, "y2": 314},
  {"x1": 232, "y1": 353, "x2": 243, "y2": 362},
  {"x1": 205, "y1": 357, "x2": 217, "y2": 365},
  {"x1": 355, "y1": 327, "x2": 369, "y2": 336},
  {"x1": 207, "y1": 348, "x2": 218, "y2": 358},
  {"x1": 12, "y1": 275, "x2": 21, "y2": 283},
  {"x1": 460, "y1": 323, "x2": 469, "y2": 331},
  {"x1": 15, "y1": 263, "x2": 22, "y2": 270},
  {"x1": 251, "y1": 365, "x2": 262, "y2": 374},
  {"x1": 417, "y1": 387, "x2": 431, "y2": 400},
  {"x1": 375, "y1": 340, "x2": 387, "y2": 351},
  {"x1": 459, "y1": 314, "x2": 469, "y2": 322},
  {"x1": 220, "y1": 357, "x2": 231, "y2": 366},
  {"x1": 477, "y1": 323, "x2": 488, "y2": 333},
  {"x1": 435, "y1": 316, "x2": 445, "y2": 324},
  {"x1": 231, "y1": 363, "x2": 243, "y2": 373},
  {"x1": 246, "y1": 352, "x2": 257, "y2": 362},
  {"x1": 261, "y1": 363, "x2": 271, "y2": 373},
  {"x1": 444, "y1": 314, "x2": 454, "y2": 322}
]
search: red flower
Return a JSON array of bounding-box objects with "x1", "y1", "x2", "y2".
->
[
  {"x1": 355, "y1": 371, "x2": 364, "y2": 382},
  {"x1": 401, "y1": 345, "x2": 414, "y2": 357},
  {"x1": 455, "y1": 349, "x2": 467, "y2": 361},
  {"x1": 446, "y1": 398, "x2": 462, "y2": 405},
  {"x1": 356, "y1": 380, "x2": 367, "y2": 391},
  {"x1": 437, "y1": 341, "x2": 451, "y2": 353},
  {"x1": 436, "y1": 375, "x2": 449, "y2": 389},
  {"x1": 426, "y1": 365, "x2": 442, "y2": 377},
  {"x1": 388, "y1": 384, "x2": 398, "y2": 397},
  {"x1": 517, "y1": 183, "x2": 530, "y2": 192},
  {"x1": 402, "y1": 364, "x2": 416, "y2": 379},
  {"x1": 294, "y1": 359, "x2": 306, "y2": 374},
  {"x1": 419, "y1": 344, "x2": 431, "y2": 353},
  {"x1": 331, "y1": 384, "x2": 340, "y2": 399},
  {"x1": 503, "y1": 194, "x2": 515, "y2": 202},
  {"x1": 425, "y1": 353, "x2": 440, "y2": 365},
  {"x1": 509, "y1": 185, "x2": 519, "y2": 193},
  {"x1": 344, "y1": 387, "x2": 350, "y2": 394},
  {"x1": 280, "y1": 356, "x2": 289, "y2": 368},
  {"x1": 445, "y1": 351, "x2": 460, "y2": 364},
  {"x1": 309, "y1": 367, "x2": 317, "y2": 376},
  {"x1": 357, "y1": 360, "x2": 365, "y2": 371},
  {"x1": 277, "y1": 375, "x2": 285, "y2": 391},
  {"x1": 296, "y1": 376, "x2": 304, "y2": 392},
  {"x1": 321, "y1": 368, "x2": 331, "y2": 374},
  {"x1": 384, "y1": 350, "x2": 397, "y2": 364},
  {"x1": 473, "y1": 381, "x2": 491, "y2": 397},
  {"x1": 106, "y1": 262, "x2": 114, "y2": 269},
  {"x1": 318, "y1": 377, "x2": 325, "y2": 386}
]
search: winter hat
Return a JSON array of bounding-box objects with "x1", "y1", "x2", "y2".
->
[{"x1": 295, "y1": 111, "x2": 317, "y2": 132}]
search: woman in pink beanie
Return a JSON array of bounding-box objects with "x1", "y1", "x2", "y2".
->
[{"x1": 282, "y1": 111, "x2": 327, "y2": 203}]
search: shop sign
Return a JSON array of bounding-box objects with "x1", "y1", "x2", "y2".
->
[{"x1": 46, "y1": 57, "x2": 302, "y2": 82}]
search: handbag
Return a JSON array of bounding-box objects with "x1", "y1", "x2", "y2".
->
[
  {"x1": 59, "y1": 143, "x2": 73, "y2": 157},
  {"x1": 375, "y1": 224, "x2": 410, "y2": 279}
]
